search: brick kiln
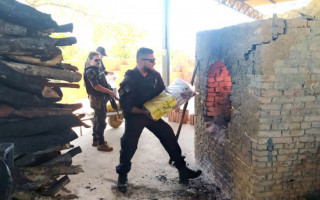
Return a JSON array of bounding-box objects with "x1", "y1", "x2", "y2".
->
[{"x1": 194, "y1": 15, "x2": 320, "y2": 200}]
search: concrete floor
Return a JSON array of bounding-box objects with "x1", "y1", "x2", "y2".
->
[{"x1": 61, "y1": 115, "x2": 228, "y2": 200}]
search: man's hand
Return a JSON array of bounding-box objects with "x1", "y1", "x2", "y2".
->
[
  {"x1": 106, "y1": 71, "x2": 114, "y2": 75},
  {"x1": 108, "y1": 90, "x2": 116, "y2": 98},
  {"x1": 93, "y1": 84, "x2": 116, "y2": 98}
]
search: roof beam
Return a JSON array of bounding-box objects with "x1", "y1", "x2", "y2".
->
[{"x1": 215, "y1": 0, "x2": 264, "y2": 20}]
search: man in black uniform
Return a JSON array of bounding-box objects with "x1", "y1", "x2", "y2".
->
[
  {"x1": 116, "y1": 47, "x2": 202, "y2": 192},
  {"x1": 84, "y1": 52, "x2": 116, "y2": 152}
]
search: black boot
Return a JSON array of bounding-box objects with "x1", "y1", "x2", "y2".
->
[
  {"x1": 117, "y1": 174, "x2": 128, "y2": 193},
  {"x1": 178, "y1": 166, "x2": 202, "y2": 184}
]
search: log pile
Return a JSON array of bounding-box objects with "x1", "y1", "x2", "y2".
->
[{"x1": 0, "y1": 0, "x2": 84, "y2": 199}]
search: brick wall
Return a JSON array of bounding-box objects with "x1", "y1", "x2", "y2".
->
[{"x1": 195, "y1": 17, "x2": 320, "y2": 200}]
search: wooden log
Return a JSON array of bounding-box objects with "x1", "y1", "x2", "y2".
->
[
  {"x1": 0, "y1": 83, "x2": 61, "y2": 108},
  {"x1": 34, "y1": 143, "x2": 73, "y2": 155},
  {"x1": 0, "y1": 104, "x2": 74, "y2": 118},
  {"x1": 13, "y1": 108, "x2": 73, "y2": 119},
  {"x1": 12, "y1": 165, "x2": 83, "y2": 191},
  {"x1": 0, "y1": 117, "x2": 24, "y2": 124},
  {"x1": 0, "y1": 128, "x2": 78, "y2": 155},
  {"x1": 15, "y1": 144, "x2": 73, "y2": 167},
  {"x1": 42, "y1": 86, "x2": 61, "y2": 98},
  {"x1": 46, "y1": 103, "x2": 83, "y2": 111},
  {"x1": 60, "y1": 63, "x2": 78, "y2": 72},
  {"x1": 2, "y1": 61, "x2": 82, "y2": 82},
  {"x1": 0, "y1": 38, "x2": 62, "y2": 60},
  {"x1": 20, "y1": 165, "x2": 83, "y2": 180},
  {"x1": 42, "y1": 147, "x2": 82, "y2": 167},
  {"x1": 0, "y1": 115, "x2": 82, "y2": 138},
  {"x1": 14, "y1": 151, "x2": 61, "y2": 167},
  {"x1": 0, "y1": 61, "x2": 60, "y2": 98},
  {"x1": 54, "y1": 37, "x2": 77, "y2": 46},
  {"x1": 40, "y1": 175, "x2": 70, "y2": 196},
  {"x1": 0, "y1": 19, "x2": 27, "y2": 36},
  {"x1": 6, "y1": 54, "x2": 63, "y2": 67},
  {"x1": 0, "y1": 0, "x2": 58, "y2": 30},
  {"x1": 42, "y1": 23, "x2": 73, "y2": 34},
  {"x1": 54, "y1": 23, "x2": 73, "y2": 33},
  {"x1": 45, "y1": 82, "x2": 80, "y2": 89},
  {"x1": 12, "y1": 190, "x2": 56, "y2": 200}
]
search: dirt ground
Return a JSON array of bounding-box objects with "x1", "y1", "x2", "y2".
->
[{"x1": 59, "y1": 116, "x2": 229, "y2": 200}]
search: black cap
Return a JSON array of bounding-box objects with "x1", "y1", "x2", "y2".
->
[{"x1": 96, "y1": 46, "x2": 107, "y2": 56}]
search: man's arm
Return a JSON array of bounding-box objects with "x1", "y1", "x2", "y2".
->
[
  {"x1": 130, "y1": 107, "x2": 149, "y2": 115},
  {"x1": 93, "y1": 84, "x2": 116, "y2": 98}
]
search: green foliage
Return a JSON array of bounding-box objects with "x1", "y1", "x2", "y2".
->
[
  {"x1": 91, "y1": 22, "x2": 143, "y2": 59},
  {"x1": 21, "y1": 0, "x2": 195, "y2": 104}
]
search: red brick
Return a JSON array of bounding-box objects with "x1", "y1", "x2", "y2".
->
[
  {"x1": 208, "y1": 82, "x2": 219, "y2": 87},
  {"x1": 224, "y1": 76, "x2": 231, "y2": 81},
  {"x1": 189, "y1": 114, "x2": 195, "y2": 125},
  {"x1": 206, "y1": 101, "x2": 214, "y2": 106},
  {"x1": 207, "y1": 87, "x2": 215, "y2": 92},
  {"x1": 207, "y1": 78, "x2": 215, "y2": 83},
  {"x1": 206, "y1": 106, "x2": 215, "y2": 112},
  {"x1": 207, "y1": 73, "x2": 215, "y2": 78},
  {"x1": 206, "y1": 109, "x2": 221, "y2": 116},
  {"x1": 207, "y1": 112, "x2": 214, "y2": 116},
  {"x1": 207, "y1": 97, "x2": 214, "y2": 102},
  {"x1": 207, "y1": 83, "x2": 216, "y2": 88},
  {"x1": 207, "y1": 92, "x2": 216, "y2": 97},
  {"x1": 215, "y1": 87, "x2": 222, "y2": 92},
  {"x1": 220, "y1": 70, "x2": 229, "y2": 76},
  {"x1": 175, "y1": 110, "x2": 189, "y2": 124},
  {"x1": 217, "y1": 98, "x2": 228, "y2": 105},
  {"x1": 215, "y1": 76, "x2": 224, "y2": 81},
  {"x1": 223, "y1": 86, "x2": 232, "y2": 91},
  {"x1": 220, "y1": 91, "x2": 230, "y2": 97},
  {"x1": 219, "y1": 82, "x2": 232, "y2": 87},
  {"x1": 168, "y1": 111, "x2": 175, "y2": 122}
]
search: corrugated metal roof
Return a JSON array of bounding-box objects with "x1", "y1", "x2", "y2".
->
[
  {"x1": 215, "y1": 0, "x2": 303, "y2": 19},
  {"x1": 245, "y1": 0, "x2": 296, "y2": 7}
]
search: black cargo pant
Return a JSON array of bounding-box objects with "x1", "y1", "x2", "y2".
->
[
  {"x1": 92, "y1": 108, "x2": 107, "y2": 145},
  {"x1": 116, "y1": 114, "x2": 186, "y2": 175}
]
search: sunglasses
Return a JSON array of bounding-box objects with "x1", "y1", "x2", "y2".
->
[
  {"x1": 94, "y1": 59, "x2": 101, "y2": 63},
  {"x1": 142, "y1": 59, "x2": 155, "y2": 63}
]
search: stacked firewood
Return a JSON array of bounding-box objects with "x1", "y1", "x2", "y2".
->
[{"x1": 0, "y1": 0, "x2": 84, "y2": 199}]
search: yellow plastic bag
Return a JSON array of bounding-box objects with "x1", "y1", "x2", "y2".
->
[{"x1": 143, "y1": 91, "x2": 177, "y2": 120}]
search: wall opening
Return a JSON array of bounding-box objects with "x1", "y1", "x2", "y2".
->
[{"x1": 205, "y1": 61, "x2": 232, "y2": 128}]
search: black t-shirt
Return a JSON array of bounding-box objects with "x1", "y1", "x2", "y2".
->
[
  {"x1": 84, "y1": 66, "x2": 104, "y2": 96},
  {"x1": 119, "y1": 67, "x2": 165, "y2": 116}
]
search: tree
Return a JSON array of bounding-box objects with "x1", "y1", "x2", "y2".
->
[{"x1": 92, "y1": 22, "x2": 143, "y2": 60}]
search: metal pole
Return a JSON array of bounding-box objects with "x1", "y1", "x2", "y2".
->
[{"x1": 162, "y1": 0, "x2": 170, "y2": 86}]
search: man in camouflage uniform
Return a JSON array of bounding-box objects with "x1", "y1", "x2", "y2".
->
[{"x1": 84, "y1": 52, "x2": 115, "y2": 152}]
